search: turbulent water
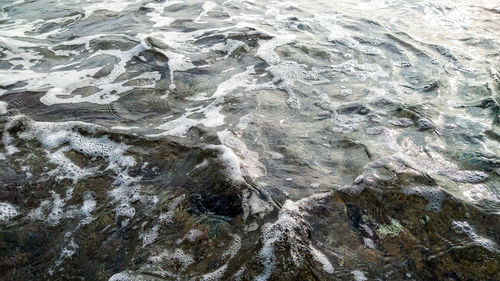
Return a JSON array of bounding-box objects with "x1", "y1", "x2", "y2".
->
[{"x1": 0, "y1": 0, "x2": 499, "y2": 280}]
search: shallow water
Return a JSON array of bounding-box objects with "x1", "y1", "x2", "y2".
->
[{"x1": 0, "y1": 0, "x2": 499, "y2": 280}]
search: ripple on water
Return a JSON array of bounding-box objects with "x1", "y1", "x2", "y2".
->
[{"x1": 0, "y1": 0, "x2": 499, "y2": 280}]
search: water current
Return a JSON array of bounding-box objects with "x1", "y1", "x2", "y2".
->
[{"x1": 0, "y1": 0, "x2": 499, "y2": 280}]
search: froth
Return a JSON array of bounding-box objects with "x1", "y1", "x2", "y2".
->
[
  {"x1": 402, "y1": 186, "x2": 443, "y2": 212},
  {"x1": 452, "y1": 221, "x2": 499, "y2": 253},
  {"x1": 0, "y1": 202, "x2": 19, "y2": 222},
  {"x1": 149, "y1": 248, "x2": 195, "y2": 270},
  {"x1": 4, "y1": 114, "x2": 147, "y2": 224},
  {"x1": 0, "y1": 101, "x2": 7, "y2": 115},
  {"x1": 309, "y1": 244, "x2": 334, "y2": 274},
  {"x1": 256, "y1": 193, "x2": 332, "y2": 280},
  {"x1": 154, "y1": 66, "x2": 270, "y2": 137},
  {"x1": 351, "y1": 270, "x2": 368, "y2": 281},
  {"x1": 141, "y1": 195, "x2": 185, "y2": 247},
  {"x1": 201, "y1": 264, "x2": 228, "y2": 281}
]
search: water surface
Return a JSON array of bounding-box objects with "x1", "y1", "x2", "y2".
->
[{"x1": 0, "y1": 0, "x2": 499, "y2": 280}]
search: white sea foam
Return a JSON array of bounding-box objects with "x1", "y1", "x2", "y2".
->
[
  {"x1": 108, "y1": 271, "x2": 136, "y2": 281},
  {"x1": 217, "y1": 130, "x2": 264, "y2": 179},
  {"x1": 195, "y1": 1, "x2": 218, "y2": 23},
  {"x1": 154, "y1": 66, "x2": 272, "y2": 137},
  {"x1": 0, "y1": 202, "x2": 19, "y2": 222},
  {"x1": 28, "y1": 190, "x2": 96, "y2": 227},
  {"x1": 256, "y1": 34, "x2": 296, "y2": 65},
  {"x1": 256, "y1": 199, "x2": 303, "y2": 281},
  {"x1": 402, "y1": 186, "x2": 443, "y2": 212},
  {"x1": 82, "y1": 0, "x2": 142, "y2": 18},
  {"x1": 141, "y1": 195, "x2": 185, "y2": 247},
  {"x1": 149, "y1": 248, "x2": 195, "y2": 270},
  {"x1": 309, "y1": 245, "x2": 334, "y2": 274},
  {"x1": 330, "y1": 60, "x2": 388, "y2": 81},
  {"x1": 112, "y1": 126, "x2": 140, "y2": 131},
  {"x1": 0, "y1": 101, "x2": 8, "y2": 115},
  {"x1": 351, "y1": 270, "x2": 368, "y2": 281},
  {"x1": 206, "y1": 143, "x2": 243, "y2": 182},
  {"x1": 144, "y1": 1, "x2": 183, "y2": 28},
  {"x1": 177, "y1": 229, "x2": 204, "y2": 244},
  {"x1": 0, "y1": 37, "x2": 160, "y2": 105},
  {"x1": 41, "y1": 43, "x2": 160, "y2": 105},
  {"x1": 439, "y1": 169, "x2": 488, "y2": 183},
  {"x1": 54, "y1": 238, "x2": 78, "y2": 268},
  {"x1": 452, "y1": 221, "x2": 499, "y2": 253},
  {"x1": 223, "y1": 234, "x2": 242, "y2": 259},
  {"x1": 206, "y1": 39, "x2": 249, "y2": 59},
  {"x1": 462, "y1": 184, "x2": 500, "y2": 204},
  {"x1": 201, "y1": 264, "x2": 228, "y2": 281},
  {"x1": 3, "y1": 114, "x2": 147, "y2": 225},
  {"x1": 256, "y1": 192, "x2": 332, "y2": 280}
]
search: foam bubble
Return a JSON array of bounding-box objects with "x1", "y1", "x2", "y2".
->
[
  {"x1": 111, "y1": 126, "x2": 140, "y2": 131},
  {"x1": 351, "y1": 270, "x2": 368, "y2": 281},
  {"x1": 256, "y1": 200, "x2": 304, "y2": 281},
  {"x1": 0, "y1": 38, "x2": 160, "y2": 106},
  {"x1": 309, "y1": 245, "x2": 334, "y2": 274},
  {"x1": 223, "y1": 234, "x2": 242, "y2": 259},
  {"x1": 5, "y1": 115, "x2": 147, "y2": 224},
  {"x1": 195, "y1": 1, "x2": 218, "y2": 23},
  {"x1": 29, "y1": 191, "x2": 66, "y2": 226},
  {"x1": 462, "y1": 184, "x2": 500, "y2": 203},
  {"x1": 54, "y1": 238, "x2": 78, "y2": 268},
  {"x1": 28, "y1": 189, "x2": 96, "y2": 227},
  {"x1": 207, "y1": 39, "x2": 249, "y2": 59},
  {"x1": 330, "y1": 60, "x2": 388, "y2": 81},
  {"x1": 177, "y1": 229, "x2": 204, "y2": 244},
  {"x1": 108, "y1": 271, "x2": 150, "y2": 281},
  {"x1": 140, "y1": 224, "x2": 160, "y2": 248},
  {"x1": 41, "y1": 44, "x2": 160, "y2": 105},
  {"x1": 0, "y1": 101, "x2": 7, "y2": 115},
  {"x1": 363, "y1": 237, "x2": 376, "y2": 249},
  {"x1": 82, "y1": 0, "x2": 141, "y2": 18},
  {"x1": 144, "y1": 1, "x2": 182, "y2": 28},
  {"x1": 402, "y1": 186, "x2": 443, "y2": 212},
  {"x1": 141, "y1": 195, "x2": 185, "y2": 247},
  {"x1": 452, "y1": 221, "x2": 499, "y2": 253},
  {"x1": 256, "y1": 193, "x2": 332, "y2": 280},
  {"x1": 217, "y1": 130, "x2": 264, "y2": 180},
  {"x1": 267, "y1": 61, "x2": 330, "y2": 110},
  {"x1": 366, "y1": 126, "x2": 385, "y2": 135},
  {"x1": 256, "y1": 34, "x2": 296, "y2": 65},
  {"x1": 440, "y1": 169, "x2": 488, "y2": 183},
  {"x1": 0, "y1": 202, "x2": 18, "y2": 222},
  {"x1": 108, "y1": 271, "x2": 134, "y2": 281},
  {"x1": 154, "y1": 66, "x2": 271, "y2": 137},
  {"x1": 201, "y1": 264, "x2": 228, "y2": 281},
  {"x1": 206, "y1": 143, "x2": 243, "y2": 182},
  {"x1": 149, "y1": 248, "x2": 195, "y2": 270}
]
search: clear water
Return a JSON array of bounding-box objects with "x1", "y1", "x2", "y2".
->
[{"x1": 0, "y1": 0, "x2": 499, "y2": 280}]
